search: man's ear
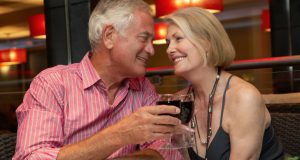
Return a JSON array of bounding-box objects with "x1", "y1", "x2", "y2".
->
[{"x1": 102, "y1": 25, "x2": 116, "y2": 49}]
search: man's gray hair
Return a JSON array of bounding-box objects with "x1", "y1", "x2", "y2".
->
[{"x1": 88, "y1": 0, "x2": 152, "y2": 51}]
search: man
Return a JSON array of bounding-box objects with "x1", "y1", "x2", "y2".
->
[{"x1": 13, "y1": 0, "x2": 191, "y2": 159}]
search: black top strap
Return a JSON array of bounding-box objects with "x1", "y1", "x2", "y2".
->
[{"x1": 219, "y1": 75, "x2": 234, "y2": 126}]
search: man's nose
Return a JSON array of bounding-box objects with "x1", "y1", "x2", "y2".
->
[{"x1": 145, "y1": 41, "x2": 155, "y2": 56}]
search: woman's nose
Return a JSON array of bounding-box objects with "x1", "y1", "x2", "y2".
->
[{"x1": 166, "y1": 42, "x2": 175, "y2": 55}]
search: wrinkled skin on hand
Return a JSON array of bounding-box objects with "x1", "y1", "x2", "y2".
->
[{"x1": 112, "y1": 105, "x2": 192, "y2": 145}]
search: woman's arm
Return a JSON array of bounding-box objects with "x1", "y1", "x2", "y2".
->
[{"x1": 227, "y1": 84, "x2": 267, "y2": 160}]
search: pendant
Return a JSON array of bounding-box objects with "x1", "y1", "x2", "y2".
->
[
  {"x1": 200, "y1": 139, "x2": 208, "y2": 144},
  {"x1": 192, "y1": 117, "x2": 208, "y2": 144},
  {"x1": 191, "y1": 118, "x2": 195, "y2": 128}
]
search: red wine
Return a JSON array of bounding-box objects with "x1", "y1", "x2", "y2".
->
[
  {"x1": 157, "y1": 100, "x2": 194, "y2": 124},
  {"x1": 157, "y1": 100, "x2": 181, "y2": 120},
  {"x1": 157, "y1": 100, "x2": 181, "y2": 106},
  {"x1": 179, "y1": 101, "x2": 194, "y2": 124}
]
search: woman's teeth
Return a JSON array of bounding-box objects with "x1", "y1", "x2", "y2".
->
[{"x1": 174, "y1": 57, "x2": 185, "y2": 63}]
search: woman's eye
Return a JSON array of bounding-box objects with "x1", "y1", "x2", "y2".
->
[
  {"x1": 165, "y1": 39, "x2": 170, "y2": 45},
  {"x1": 176, "y1": 37, "x2": 183, "y2": 41}
]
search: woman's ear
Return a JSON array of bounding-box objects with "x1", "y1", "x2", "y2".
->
[
  {"x1": 204, "y1": 41, "x2": 211, "y2": 54},
  {"x1": 102, "y1": 25, "x2": 116, "y2": 49}
]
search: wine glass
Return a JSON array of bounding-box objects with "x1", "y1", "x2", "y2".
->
[{"x1": 157, "y1": 93, "x2": 195, "y2": 149}]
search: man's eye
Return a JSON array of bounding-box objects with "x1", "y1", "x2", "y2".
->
[{"x1": 138, "y1": 36, "x2": 148, "y2": 42}]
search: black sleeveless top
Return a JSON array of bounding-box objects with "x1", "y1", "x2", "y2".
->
[{"x1": 188, "y1": 75, "x2": 283, "y2": 160}]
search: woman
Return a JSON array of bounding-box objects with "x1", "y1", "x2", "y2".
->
[{"x1": 164, "y1": 7, "x2": 283, "y2": 160}]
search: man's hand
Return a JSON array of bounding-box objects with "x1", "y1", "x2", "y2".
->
[
  {"x1": 111, "y1": 105, "x2": 193, "y2": 145},
  {"x1": 58, "y1": 105, "x2": 193, "y2": 160}
]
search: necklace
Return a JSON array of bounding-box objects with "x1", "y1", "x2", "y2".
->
[
  {"x1": 191, "y1": 116, "x2": 207, "y2": 144},
  {"x1": 190, "y1": 67, "x2": 221, "y2": 158}
]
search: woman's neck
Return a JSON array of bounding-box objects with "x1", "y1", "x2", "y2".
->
[{"x1": 190, "y1": 67, "x2": 220, "y2": 101}]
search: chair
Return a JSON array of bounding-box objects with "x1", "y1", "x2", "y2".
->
[
  {"x1": 268, "y1": 104, "x2": 300, "y2": 156},
  {"x1": 0, "y1": 132, "x2": 17, "y2": 160}
]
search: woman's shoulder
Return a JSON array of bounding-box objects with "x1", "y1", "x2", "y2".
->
[
  {"x1": 225, "y1": 75, "x2": 265, "y2": 117},
  {"x1": 228, "y1": 75, "x2": 262, "y2": 102},
  {"x1": 225, "y1": 75, "x2": 267, "y2": 129}
]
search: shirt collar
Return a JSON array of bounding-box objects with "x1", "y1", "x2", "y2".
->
[
  {"x1": 128, "y1": 78, "x2": 142, "y2": 90},
  {"x1": 80, "y1": 52, "x2": 101, "y2": 89},
  {"x1": 80, "y1": 52, "x2": 142, "y2": 91}
]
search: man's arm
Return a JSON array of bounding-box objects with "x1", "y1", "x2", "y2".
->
[
  {"x1": 57, "y1": 124, "x2": 124, "y2": 160},
  {"x1": 57, "y1": 105, "x2": 183, "y2": 159},
  {"x1": 13, "y1": 76, "x2": 64, "y2": 160},
  {"x1": 112, "y1": 149, "x2": 164, "y2": 160},
  {"x1": 14, "y1": 76, "x2": 189, "y2": 160}
]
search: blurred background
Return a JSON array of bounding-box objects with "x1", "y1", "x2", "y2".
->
[
  {"x1": 0, "y1": 0, "x2": 273, "y2": 97},
  {"x1": 0, "y1": 0, "x2": 299, "y2": 157}
]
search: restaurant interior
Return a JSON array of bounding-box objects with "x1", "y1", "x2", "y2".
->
[{"x1": 0, "y1": 0, "x2": 299, "y2": 159}]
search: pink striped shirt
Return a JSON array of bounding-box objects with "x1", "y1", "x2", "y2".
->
[{"x1": 13, "y1": 53, "x2": 183, "y2": 160}]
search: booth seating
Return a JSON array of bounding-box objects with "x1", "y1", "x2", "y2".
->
[
  {"x1": 264, "y1": 93, "x2": 300, "y2": 156},
  {"x1": 0, "y1": 132, "x2": 17, "y2": 160}
]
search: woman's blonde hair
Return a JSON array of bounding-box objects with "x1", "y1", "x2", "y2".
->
[{"x1": 165, "y1": 7, "x2": 235, "y2": 68}]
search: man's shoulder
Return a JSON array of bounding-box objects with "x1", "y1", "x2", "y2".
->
[
  {"x1": 40, "y1": 63, "x2": 79, "y2": 76},
  {"x1": 35, "y1": 63, "x2": 80, "y2": 82}
]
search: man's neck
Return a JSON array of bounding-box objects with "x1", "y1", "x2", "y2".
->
[{"x1": 90, "y1": 49, "x2": 127, "y2": 105}]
